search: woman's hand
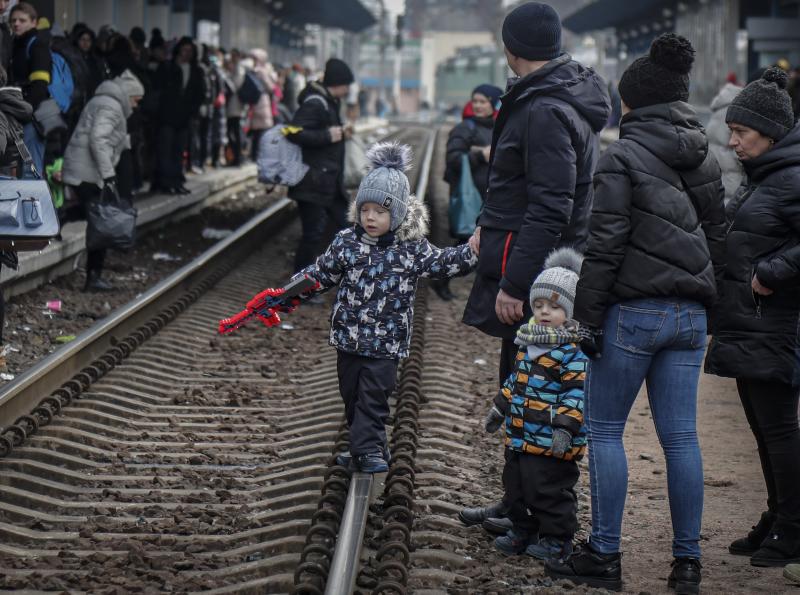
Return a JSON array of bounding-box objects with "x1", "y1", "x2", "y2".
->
[
  {"x1": 468, "y1": 226, "x2": 480, "y2": 255},
  {"x1": 752, "y1": 274, "x2": 773, "y2": 296}
]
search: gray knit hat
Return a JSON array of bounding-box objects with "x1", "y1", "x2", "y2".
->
[
  {"x1": 726, "y1": 67, "x2": 795, "y2": 141},
  {"x1": 529, "y1": 248, "x2": 583, "y2": 319},
  {"x1": 356, "y1": 142, "x2": 412, "y2": 231}
]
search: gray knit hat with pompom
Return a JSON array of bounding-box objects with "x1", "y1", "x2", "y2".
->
[
  {"x1": 726, "y1": 67, "x2": 795, "y2": 141},
  {"x1": 529, "y1": 247, "x2": 583, "y2": 319},
  {"x1": 355, "y1": 142, "x2": 412, "y2": 231}
]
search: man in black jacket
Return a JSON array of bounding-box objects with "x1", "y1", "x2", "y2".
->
[
  {"x1": 286, "y1": 58, "x2": 354, "y2": 271},
  {"x1": 459, "y1": 1, "x2": 609, "y2": 534},
  {"x1": 463, "y1": 3, "x2": 609, "y2": 380}
]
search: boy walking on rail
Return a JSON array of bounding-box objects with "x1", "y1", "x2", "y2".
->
[
  {"x1": 287, "y1": 142, "x2": 477, "y2": 472},
  {"x1": 484, "y1": 248, "x2": 588, "y2": 560}
]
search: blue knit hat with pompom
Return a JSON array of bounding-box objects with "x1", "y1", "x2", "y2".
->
[{"x1": 355, "y1": 142, "x2": 412, "y2": 231}]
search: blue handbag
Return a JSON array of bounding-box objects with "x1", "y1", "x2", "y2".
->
[
  {"x1": 448, "y1": 153, "x2": 483, "y2": 239},
  {"x1": 0, "y1": 128, "x2": 60, "y2": 251}
]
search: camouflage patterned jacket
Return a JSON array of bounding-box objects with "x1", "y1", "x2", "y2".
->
[
  {"x1": 493, "y1": 343, "x2": 588, "y2": 460},
  {"x1": 297, "y1": 195, "x2": 477, "y2": 359}
]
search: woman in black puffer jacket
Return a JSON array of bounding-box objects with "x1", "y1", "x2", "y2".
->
[
  {"x1": 436, "y1": 84, "x2": 501, "y2": 300},
  {"x1": 546, "y1": 35, "x2": 726, "y2": 593},
  {"x1": 705, "y1": 67, "x2": 800, "y2": 568}
]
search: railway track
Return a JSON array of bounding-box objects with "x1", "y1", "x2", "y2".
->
[{"x1": 0, "y1": 126, "x2": 441, "y2": 594}]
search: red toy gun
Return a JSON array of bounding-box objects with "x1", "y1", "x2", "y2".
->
[{"x1": 218, "y1": 275, "x2": 319, "y2": 334}]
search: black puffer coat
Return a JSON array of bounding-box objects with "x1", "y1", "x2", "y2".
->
[
  {"x1": 444, "y1": 115, "x2": 493, "y2": 199},
  {"x1": 705, "y1": 124, "x2": 800, "y2": 385},
  {"x1": 153, "y1": 59, "x2": 205, "y2": 127},
  {"x1": 574, "y1": 102, "x2": 727, "y2": 328},
  {"x1": 463, "y1": 54, "x2": 610, "y2": 339},
  {"x1": 287, "y1": 81, "x2": 347, "y2": 206}
]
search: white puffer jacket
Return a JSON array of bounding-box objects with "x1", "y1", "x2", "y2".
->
[
  {"x1": 63, "y1": 71, "x2": 144, "y2": 187},
  {"x1": 707, "y1": 83, "x2": 744, "y2": 204}
]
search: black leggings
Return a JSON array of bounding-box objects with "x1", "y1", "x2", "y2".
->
[
  {"x1": 736, "y1": 378, "x2": 800, "y2": 530},
  {"x1": 75, "y1": 183, "x2": 106, "y2": 275}
]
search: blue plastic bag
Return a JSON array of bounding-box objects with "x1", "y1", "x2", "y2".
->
[{"x1": 448, "y1": 153, "x2": 482, "y2": 239}]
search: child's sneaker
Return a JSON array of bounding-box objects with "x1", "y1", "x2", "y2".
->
[
  {"x1": 495, "y1": 529, "x2": 533, "y2": 555},
  {"x1": 335, "y1": 451, "x2": 352, "y2": 467},
  {"x1": 356, "y1": 451, "x2": 389, "y2": 473},
  {"x1": 526, "y1": 536, "x2": 573, "y2": 561}
]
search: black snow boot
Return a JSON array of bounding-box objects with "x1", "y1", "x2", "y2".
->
[
  {"x1": 750, "y1": 524, "x2": 800, "y2": 567},
  {"x1": 729, "y1": 511, "x2": 776, "y2": 556},
  {"x1": 458, "y1": 500, "x2": 507, "y2": 527},
  {"x1": 431, "y1": 278, "x2": 454, "y2": 301},
  {"x1": 668, "y1": 557, "x2": 702, "y2": 594},
  {"x1": 544, "y1": 541, "x2": 622, "y2": 592},
  {"x1": 84, "y1": 271, "x2": 113, "y2": 292}
]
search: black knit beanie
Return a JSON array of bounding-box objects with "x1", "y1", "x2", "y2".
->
[
  {"x1": 726, "y1": 67, "x2": 795, "y2": 141},
  {"x1": 618, "y1": 33, "x2": 695, "y2": 109},
  {"x1": 323, "y1": 58, "x2": 354, "y2": 87},
  {"x1": 502, "y1": 2, "x2": 561, "y2": 61}
]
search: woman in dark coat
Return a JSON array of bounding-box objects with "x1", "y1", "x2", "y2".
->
[
  {"x1": 436, "y1": 84, "x2": 501, "y2": 300},
  {"x1": 705, "y1": 67, "x2": 800, "y2": 568},
  {"x1": 546, "y1": 35, "x2": 726, "y2": 593}
]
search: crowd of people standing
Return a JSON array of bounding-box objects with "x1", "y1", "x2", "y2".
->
[
  {"x1": 436, "y1": 3, "x2": 800, "y2": 593},
  {"x1": 0, "y1": 0, "x2": 320, "y2": 298}
]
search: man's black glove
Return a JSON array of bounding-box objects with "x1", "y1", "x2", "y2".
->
[
  {"x1": 101, "y1": 177, "x2": 119, "y2": 203},
  {"x1": 577, "y1": 325, "x2": 603, "y2": 360}
]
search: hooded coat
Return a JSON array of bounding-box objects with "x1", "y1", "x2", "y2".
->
[
  {"x1": 62, "y1": 72, "x2": 144, "y2": 187},
  {"x1": 462, "y1": 54, "x2": 610, "y2": 339},
  {"x1": 286, "y1": 81, "x2": 347, "y2": 206},
  {"x1": 295, "y1": 196, "x2": 477, "y2": 359},
  {"x1": 444, "y1": 112, "x2": 493, "y2": 203},
  {"x1": 0, "y1": 86, "x2": 32, "y2": 164},
  {"x1": 705, "y1": 123, "x2": 800, "y2": 385},
  {"x1": 707, "y1": 82, "x2": 744, "y2": 204},
  {"x1": 573, "y1": 101, "x2": 727, "y2": 329}
]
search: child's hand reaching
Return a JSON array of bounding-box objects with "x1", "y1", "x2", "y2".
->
[
  {"x1": 468, "y1": 226, "x2": 480, "y2": 256},
  {"x1": 484, "y1": 405, "x2": 504, "y2": 433}
]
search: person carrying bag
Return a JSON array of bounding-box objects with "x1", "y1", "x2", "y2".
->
[{"x1": 62, "y1": 69, "x2": 144, "y2": 291}]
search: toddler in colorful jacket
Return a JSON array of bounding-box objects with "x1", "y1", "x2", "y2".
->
[
  {"x1": 485, "y1": 248, "x2": 588, "y2": 561},
  {"x1": 294, "y1": 142, "x2": 477, "y2": 473}
]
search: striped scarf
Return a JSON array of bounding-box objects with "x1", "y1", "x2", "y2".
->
[{"x1": 514, "y1": 317, "x2": 581, "y2": 347}]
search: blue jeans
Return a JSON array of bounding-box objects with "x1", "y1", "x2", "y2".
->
[
  {"x1": 586, "y1": 298, "x2": 706, "y2": 558},
  {"x1": 22, "y1": 123, "x2": 44, "y2": 178}
]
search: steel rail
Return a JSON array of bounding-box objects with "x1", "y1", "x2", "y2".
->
[
  {"x1": 318, "y1": 127, "x2": 438, "y2": 595},
  {"x1": 0, "y1": 197, "x2": 294, "y2": 428}
]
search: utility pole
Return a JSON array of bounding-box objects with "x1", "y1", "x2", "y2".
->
[
  {"x1": 392, "y1": 14, "x2": 404, "y2": 115},
  {"x1": 378, "y1": 0, "x2": 388, "y2": 112}
]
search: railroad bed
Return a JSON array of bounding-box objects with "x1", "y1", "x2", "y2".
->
[{"x1": 0, "y1": 127, "x2": 445, "y2": 594}]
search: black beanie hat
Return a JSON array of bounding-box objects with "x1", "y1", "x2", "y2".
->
[
  {"x1": 618, "y1": 33, "x2": 695, "y2": 110},
  {"x1": 726, "y1": 67, "x2": 795, "y2": 141},
  {"x1": 472, "y1": 83, "x2": 503, "y2": 107},
  {"x1": 323, "y1": 58, "x2": 354, "y2": 87},
  {"x1": 502, "y1": 2, "x2": 561, "y2": 61}
]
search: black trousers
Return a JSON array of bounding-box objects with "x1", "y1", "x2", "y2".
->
[
  {"x1": 294, "y1": 198, "x2": 348, "y2": 272},
  {"x1": 502, "y1": 450, "x2": 580, "y2": 540},
  {"x1": 226, "y1": 117, "x2": 242, "y2": 165},
  {"x1": 155, "y1": 124, "x2": 188, "y2": 190},
  {"x1": 251, "y1": 128, "x2": 267, "y2": 162},
  {"x1": 499, "y1": 337, "x2": 518, "y2": 386},
  {"x1": 74, "y1": 183, "x2": 106, "y2": 275},
  {"x1": 736, "y1": 378, "x2": 800, "y2": 529},
  {"x1": 337, "y1": 351, "x2": 398, "y2": 456}
]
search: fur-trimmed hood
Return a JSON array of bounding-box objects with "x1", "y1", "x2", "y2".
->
[{"x1": 347, "y1": 194, "x2": 430, "y2": 242}]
